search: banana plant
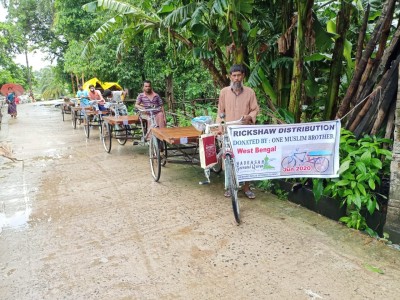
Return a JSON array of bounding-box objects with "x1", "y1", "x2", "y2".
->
[{"x1": 82, "y1": 0, "x2": 257, "y2": 88}]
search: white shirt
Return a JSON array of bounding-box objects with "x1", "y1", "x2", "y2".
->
[{"x1": 112, "y1": 91, "x2": 124, "y2": 103}]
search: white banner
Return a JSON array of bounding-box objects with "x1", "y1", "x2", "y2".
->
[{"x1": 228, "y1": 120, "x2": 341, "y2": 182}]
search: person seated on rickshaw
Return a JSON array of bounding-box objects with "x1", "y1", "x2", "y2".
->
[
  {"x1": 62, "y1": 96, "x2": 74, "y2": 111},
  {"x1": 76, "y1": 84, "x2": 90, "y2": 107},
  {"x1": 103, "y1": 89, "x2": 128, "y2": 116},
  {"x1": 135, "y1": 80, "x2": 166, "y2": 134},
  {"x1": 88, "y1": 84, "x2": 107, "y2": 111},
  {"x1": 112, "y1": 88, "x2": 128, "y2": 103}
]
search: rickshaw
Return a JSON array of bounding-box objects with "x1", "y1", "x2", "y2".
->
[{"x1": 61, "y1": 98, "x2": 77, "y2": 121}]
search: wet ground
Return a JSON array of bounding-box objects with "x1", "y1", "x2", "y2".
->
[{"x1": 1, "y1": 102, "x2": 400, "y2": 299}]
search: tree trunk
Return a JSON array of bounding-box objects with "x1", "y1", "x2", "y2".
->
[
  {"x1": 354, "y1": 4, "x2": 370, "y2": 69},
  {"x1": 336, "y1": 0, "x2": 397, "y2": 119},
  {"x1": 347, "y1": 89, "x2": 378, "y2": 132},
  {"x1": 75, "y1": 74, "x2": 79, "y2": 89},
  {"x1": 324, "y1": 0, "x2": 351, "y2": 120},
  {"x1": 384, "y1": 100, "x2": 395, "y2": 140},
  {"x1": 165, "y1": 74, "x2": 177, "y2": 126},
  {"x1": 215, "y1": 47, "x2": 228, "y2": 82},
  {"x1": 346, "y1": 23, "x2": 400, "y2": 129},
  {"x1": 277, "y1": 0, "x2": 294, "y2": 108},
  {"x1": 289, "y1": 0, "x2": 314, "y2": 122},
  {"x1": 383, "y1": 63, "x2": 400, "y2": 243},
  {"x1": 354, "y1": 56, "x2": 400, "y2": 136},
  {"x1": 347, "y1": 55, "x2": 400, "y2": 136},
  {"x1": 359, "y1": 21, "x2": 400, "y2": 102},
  {"x1": 352, "y1": 0, "x2": 395, "y2": 107},
  {"x1": 202, "y1": 60, "x2": 229, "y2": 89},
  {"x1": 370, "y1": 64, "x2": 399, "y2": 135},
  {"x1": 276, "y1": 67, "x2": 291, "y2": 108},
  {"x1": 24, "y1": 48, "x2": 35, "y2": 102},
  {"x1": 70, "y1": 73, "x2": 76, "y2": 95},
  {"x1": 232, "y1": 19, "x2": 245, "y2": 66}
]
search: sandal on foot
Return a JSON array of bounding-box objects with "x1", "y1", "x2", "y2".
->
[
  {"x1": 224, "y1": 190, "x2": 231, "y2": 197},
  {"x1": 244, "y1": 190, "x2": 256, "y2": 199}
]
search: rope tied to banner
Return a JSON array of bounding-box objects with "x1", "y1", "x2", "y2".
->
[{"x1": 338, "y1": 86, "x2": 383, "y2": 121}]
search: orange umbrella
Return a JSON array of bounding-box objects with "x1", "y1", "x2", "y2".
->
[{"x1": 1, "y1": 83, "x2": 25, "y2": 96}]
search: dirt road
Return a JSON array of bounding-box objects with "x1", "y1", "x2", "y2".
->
[{"x1": 1, "y1": 102, "x2": 400, "y2": 299}]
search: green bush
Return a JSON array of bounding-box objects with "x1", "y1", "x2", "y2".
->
[{"x1": 323, "y1": 129, "x2": 392, "y2": 234}]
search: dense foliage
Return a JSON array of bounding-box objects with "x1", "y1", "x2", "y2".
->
[
  {"x1": 1, "y1": 0, "x2": 399, "y2": 237},
  {"x1": 0, "y1": 20, "x2": 27, "y2": 86},
  {"x1": 318, "y1": 129, "x2": 392, "y2": 234},
  {"x1": 2, "y1": 1, "x2": 397, "y2": 120}
]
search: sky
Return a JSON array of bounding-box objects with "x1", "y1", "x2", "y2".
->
[
  {"x1": 0, "y1": 4, "x2": 52, "y2": 71},
  {"x1": 14, "y1": 51, "x2": 52, "y2": 71}
]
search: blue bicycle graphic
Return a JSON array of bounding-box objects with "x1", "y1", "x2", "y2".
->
[{"x1": 281, "y1": 149, "x2": 330, "y2": 173}]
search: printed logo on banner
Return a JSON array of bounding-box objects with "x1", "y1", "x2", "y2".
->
[
  {"x1": 280, "y1": 145, "x2": 332, "y2": 175},
  {"x1": 263, "y1": 155, "x2": 276, "y2": 170}
]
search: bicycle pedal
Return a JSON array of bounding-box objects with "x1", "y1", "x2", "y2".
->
[{"x1": 133, "y1": 141, "x2": 139, "y2": 145}]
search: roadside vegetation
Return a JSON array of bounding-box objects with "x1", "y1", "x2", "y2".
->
[{"x1": 1, "y1": 0, "x2": 399, "y2": 236}]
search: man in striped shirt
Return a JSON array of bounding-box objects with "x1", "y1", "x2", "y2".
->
[{"x1": 135, "y1": 80, "x2": 166, "y2": 128}]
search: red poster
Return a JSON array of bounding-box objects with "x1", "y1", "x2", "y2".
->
[{"x1": 199, "y1": 134, "x2": 217, "y2": 168}]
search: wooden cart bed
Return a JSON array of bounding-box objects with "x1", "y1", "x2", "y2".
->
[
  {"x1": 151, "y1": 126, "x2": 202, "y2": 145},
  {"x1": 102, "y1": 115, "x2": 140, "y2": 125}
]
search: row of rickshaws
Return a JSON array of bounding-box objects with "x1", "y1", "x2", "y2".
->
[{"x1": 59, "y1": 97, "x2": 244, "y2": 224}]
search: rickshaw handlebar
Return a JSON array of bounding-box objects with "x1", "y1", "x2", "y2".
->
[
  {"x1": 206, "y1": 117, "x2": 244, "y2": 128},
  {"x1": 137, "y1": 107, "x2": 160, "y2": 113}
]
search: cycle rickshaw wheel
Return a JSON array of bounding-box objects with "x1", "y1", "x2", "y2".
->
[
  {"x1": 101, "y1": 122, "x2": 112, "y2": 153},
  {"x1": 211, "y1": 139, "x2": 222, "y2": 173},
  {"x1": 225, "y1": 155, "x2": 240, "y2": 224},
  {"x1": 71, "y1": 110, "x2": 77, "y2": 129},
  {"x1": 84, "y1": 115, "x2": 90, "y2": 138},
  {"x1": 211, "y1": 158, "x2": 222, "y2": 173},
  {"x1": 149, "y1": 135, "x2": 161, "y2": 181},
  {"x1": 61, "y1": 106, "x2": 65, "y2": 121},
  {"x1": 115, "y1": 124, "x2": 128, "y2": 145},
  {"x1": 99, "y1": 118, "x2": 103, "y2": 135},
  {"x1": 160, "y1": 140, "x2": 167, "y2": 166}
]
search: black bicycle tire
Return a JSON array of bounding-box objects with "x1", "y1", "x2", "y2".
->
[
  {"x1": 211, "y1": 139, "x2": 223, "y2": 173},
  {"x1": 115, "y1": 124, "x2": 128, "y2": 145},
  {"x1": 149, "y1": 135, "x2": 161, "y2": 181},
  {"x1": 99, "y1": 118, "x2": 103, "y2": 135},
  {"x1": 84, "y1": 115, "x2": 90, "y2": 138},
  {"x1": 101, "y1": 122, "x2": 112, "y2": 153},
  {"x1": 160, "y1": 140, "x2": 167, "y2": 167},
  {"x1": 71, "y1": 110, "x2": 77, "y2": 129},
  {"x1": 211, "y1": 156, "x2": 223, "y2": 173},
  {"x1": 225, "y1": 155, "x2": 240, "y2": 224}
]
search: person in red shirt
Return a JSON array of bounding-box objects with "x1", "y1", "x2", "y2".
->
[{"x1": 88, "y1": 84, "x2": 106, "y2": 111}]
